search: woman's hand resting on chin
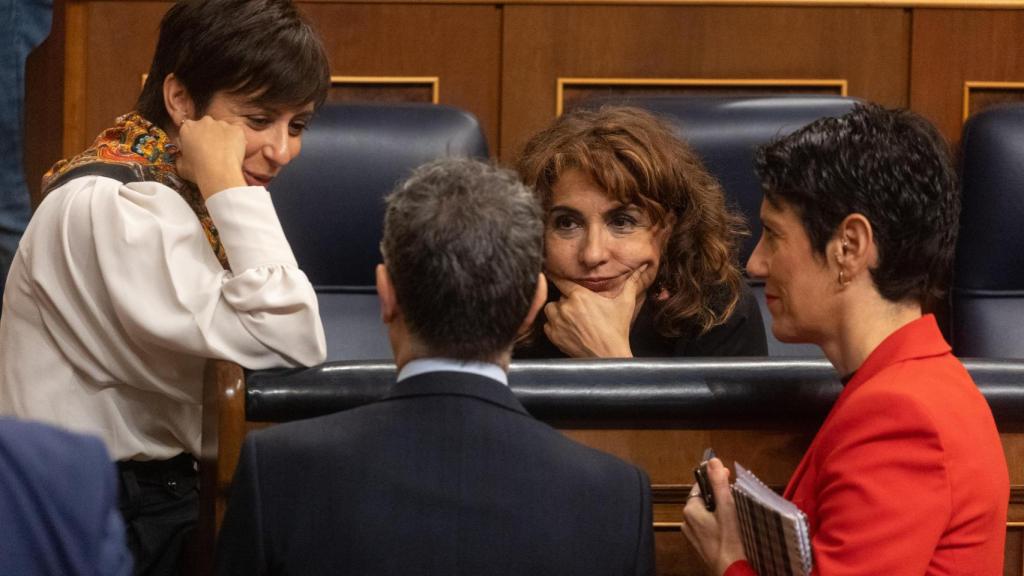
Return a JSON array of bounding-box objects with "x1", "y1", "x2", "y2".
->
[
  {"x1": 176, "y1": 116, "x2": 248, "y2": 199},
  {"x1": 543, "y1": 264, "x2": 656, "y2": 358}
]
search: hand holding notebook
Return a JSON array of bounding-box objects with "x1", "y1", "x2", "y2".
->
[
  {"x1": 683, "y1": 455, "x2": 813, "y2": 576},
  {"x1": 732, "y1": 463, "x2": 813, "y2": 576},
  {"x1": 681, "y1": 454, "x2": 748, "y2": 575}
]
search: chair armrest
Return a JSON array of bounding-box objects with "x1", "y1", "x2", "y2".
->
[{"x1": 197, "y1": 359, "x2": 246, "y2": 576}]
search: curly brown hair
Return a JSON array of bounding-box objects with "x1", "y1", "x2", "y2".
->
[{"x1": 516, "y1": 105, "x2": 746, "y2": 337}]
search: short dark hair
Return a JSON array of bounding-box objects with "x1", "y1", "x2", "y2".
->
[
  {"x1": 755, "y1": 103, "x2": 959, "y2": 305},
  {"x1": 382, "y1": 158, "x2": 544, "y2": 361},
  {"x1": 136, "y1": 0, "x2": 330, "y2": 131}
]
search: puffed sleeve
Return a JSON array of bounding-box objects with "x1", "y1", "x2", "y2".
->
[
  {"x1": 73, "y1": 177, "x2": 326, "y2": 368},
  {"x1": 809, "y1": 388, "x2": 949, "y2": 575}
]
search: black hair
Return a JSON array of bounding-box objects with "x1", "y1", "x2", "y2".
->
[
  {"x1": 136, "y1": 0, "x2": 330, "y2": 130},
  {"x1": 755, "y1": 103, "x2": 959, "y2": 305}
]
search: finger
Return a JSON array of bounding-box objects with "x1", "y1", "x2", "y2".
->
[
  {"x1": 546, "y1": 273, "x2": 584, "y2": 298},
  {"x1": 680, "y1": 513, "x2": 696, "y2": 541},
  {"x1": 616, "y1": 264, "x2": 651, "y2": 301},
  {"x1": 543, "y1": 301, "x2": 560, "y2": 323},
  {"x1": 707, "y1": 458, "x2": 734, "y2": 507},
  {"x1": 682, "y1": 493, "x2": 703, "y2": 521},
  {"x1": 679, "y1": 516, "x2": 708, "y2": 565}
]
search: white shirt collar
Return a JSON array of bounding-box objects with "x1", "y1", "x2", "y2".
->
[{"x1": 397, "y1": 357, "x2": 508, "y2": 387}]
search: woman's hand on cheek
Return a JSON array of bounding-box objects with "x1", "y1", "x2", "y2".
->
[
  {"x1": 681, "y1": 458, "x2": 748, "y2": 576},
  {"x1": 176, "y1": 116, "x2": 247, "y2": 199},
  {"x1": 543, "y1": 265, "x2": 650, "y2": 358}
]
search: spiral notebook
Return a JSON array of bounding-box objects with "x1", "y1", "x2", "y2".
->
[{"x1": 732, "y1": 462, "x2": 813, "y2": 576}]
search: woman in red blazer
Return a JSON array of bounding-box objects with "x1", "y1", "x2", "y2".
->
[{"x1": 682, "y1": 103, "x2": 1009, "y2": 576}]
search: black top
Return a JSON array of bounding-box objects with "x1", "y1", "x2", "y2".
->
[{"x1": 516, "y1": 282, "x2": 768, "y2": 358}]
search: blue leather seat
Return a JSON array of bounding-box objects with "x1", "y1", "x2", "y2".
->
[
  {"x1": 269, "y1": 103, "x2": 489, "y2": 360},
  {"x1": 953, "y1": 104, "x2": 1024, "y2": 358},
  {"x1": 579, "y1": 95, "x2": 858, "y2": 355}
]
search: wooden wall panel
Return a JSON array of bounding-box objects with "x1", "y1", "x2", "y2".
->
[
  {"x1": 911, "y1": 9, "x2": 1024, "y2": 144},
  {"x1": 500, "y1": 5, "x2": 910, "y2": 162},
  {"x1": 1009, "y1": 526, "x2": 1024, "y2": 576},
  {"x1": 77, "y1": 2, "x2": 168, "y2": 154},
  {"x1": 299, "y1": 3, "x2": 502, "y2": 154},
  {"x1": 59, "y1": 1, "x2": 502, "y2": 158},
  {"x1": 27, "y1": 3, "x2": 1024, "y2": 189}
]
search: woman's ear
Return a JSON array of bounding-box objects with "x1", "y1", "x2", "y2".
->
[
  {"x1": 162, "y1": 74, "x2": 195, "y2": 128},
  {"x1": 834, "y1": 213, "x2": 875, "y2": 277}
]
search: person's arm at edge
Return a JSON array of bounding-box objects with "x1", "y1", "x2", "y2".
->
[
  {"x1": 682, "y1": 458, "x2": 748, "y2": 575},
  {"x1": 92, "y1": 438, "x2": 133, "y2": 576}
]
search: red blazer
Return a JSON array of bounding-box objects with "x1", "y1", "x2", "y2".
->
[{"x1": 726, "y1": 315, "x2": 1008, "y2": 576}]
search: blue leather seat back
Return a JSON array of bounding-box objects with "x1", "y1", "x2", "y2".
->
[
  {"x1": 579, "y1": 95, "x2": 859, "y2": 355},
  {"x1": 269, "y1": 103, "x2": 489, "y2": 360},
  {"x1": 271, "y1": 102, "x2": 490, "y2": 290},
  {"x1": 954, "y1": 104, "x2": 1024, "y2": 358}
]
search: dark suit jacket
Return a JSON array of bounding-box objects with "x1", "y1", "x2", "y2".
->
[
  {"x1": 216, "y1": 371, "x2": 654, "y2": 576},
  {"x1": 0, "y1": 418, "x2": 132, "y2": 576}
]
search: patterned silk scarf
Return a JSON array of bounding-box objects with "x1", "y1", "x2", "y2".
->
[{"x1": 43, "y1": 112, "x2": 229, "y2": 268}]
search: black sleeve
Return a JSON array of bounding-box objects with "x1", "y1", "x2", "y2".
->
[
  {"x1": 215, "y1": 435, "x2": 268, "y2": 576},
  {"x1": 674, "y1": 284, "x2": 768, "y2": 357}
]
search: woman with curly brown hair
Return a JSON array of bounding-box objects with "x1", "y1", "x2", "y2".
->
[{"x1": 514, "y1": 105, "x2": 767, "y2": 358}]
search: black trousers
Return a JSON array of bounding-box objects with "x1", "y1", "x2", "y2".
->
[{"x1": 118, "y1": 453, "x2": 199, "y2": 576}]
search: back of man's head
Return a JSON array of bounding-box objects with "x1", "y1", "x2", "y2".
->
[{"x1": 381, "y1": 157, "x2": 543, "y2": 362}]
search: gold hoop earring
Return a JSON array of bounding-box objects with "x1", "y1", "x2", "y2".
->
[{"x1": 839, "y1": 267, "x2": 852, "y2": 288}]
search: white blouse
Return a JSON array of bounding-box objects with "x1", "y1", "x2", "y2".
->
[{"x1": 0, "y1": 176, "x2": 326, "y2": 461}]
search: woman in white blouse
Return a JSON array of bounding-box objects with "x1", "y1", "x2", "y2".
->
[{"x1": 0, "y1": 1, "x2": 329, "y2": 573}]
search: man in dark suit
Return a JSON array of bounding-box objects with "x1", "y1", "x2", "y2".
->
[
  {"x1": 215, "y1": 158, "x2": 654, "y2": 575},
  {"x1": 0, "y1": 417, "x2": 132, "y2": 575}
]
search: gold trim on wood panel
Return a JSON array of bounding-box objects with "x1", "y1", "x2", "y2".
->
[
  {"x1": 962, "y1": 81, "x2": 1024, "y2": 122},
  {"x1": 556, "y1": 77, "x2": 848, "y2": 115},
  {"x1": 330, "y1": 75, "x2": 440, "y2": 103}
]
